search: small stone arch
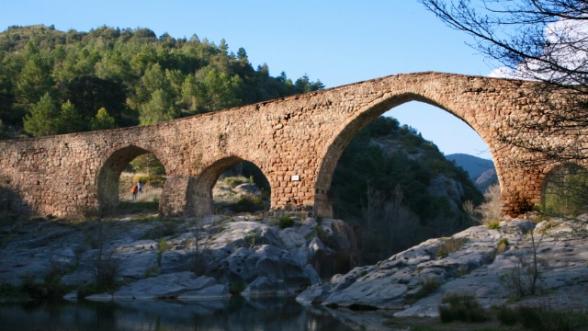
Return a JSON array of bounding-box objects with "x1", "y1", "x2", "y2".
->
[
  {"x1": 96, "y1": 145, "x2": 167, "y2": 214},
  {"x1": 313, "y1": 93, "x2": 502, "y2": 217},
  {"x1": 189, "y1": 156, "x2": 272, "y2": 216}
]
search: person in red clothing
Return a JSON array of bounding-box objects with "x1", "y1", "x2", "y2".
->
[{"x1": 131, "y1": 183, "x2": 138, "y2": 200}]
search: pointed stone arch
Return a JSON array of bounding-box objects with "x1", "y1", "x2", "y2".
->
[{"x1": 313, "y1": 93, "x2": 502, "y2": 217}]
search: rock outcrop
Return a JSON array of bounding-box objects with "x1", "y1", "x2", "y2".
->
[
  {"x1": 297, "y1": 214, "x2": 588, "y2": 317},
  {"x1": 0, "y1": 215, "x2": 357, "y2": 301}
]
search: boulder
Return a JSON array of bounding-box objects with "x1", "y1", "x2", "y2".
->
[
  {"x1": 112, "y1": 240, "x2": 158, "y2": 279},
  {"x1": 242, "y1": 276, "x2": 300, "y2": 298},
  {"x1": 112, "y1": 272, "x2": 222, "y2": 300}
]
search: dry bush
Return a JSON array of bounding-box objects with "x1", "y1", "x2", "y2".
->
[{"x1": 476, "y1": 184, "x2": 503, "y2": 228}]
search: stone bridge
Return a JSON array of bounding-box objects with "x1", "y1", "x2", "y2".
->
[{"x1": 0, "y1": 72, "x2": 586, "y2": 219}]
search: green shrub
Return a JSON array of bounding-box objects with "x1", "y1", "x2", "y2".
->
[
  {"x1": 20, "y1": 266, "x2": 68, "y2": 301},
  {"x1": 224, "y1": 176, "x2": 248, "y2": 187},
  {"x1": 436, "y1": 237, "x2": 468, "y2": 258},
  {"x1": 0, "y1": 283, "x2": 24, "y2": 299},
  {"x1": 485, "y1": 218, "x2": 501, "y2": 229},
  {"x1": 94, "y1": 258, "x2": 119, "y2": 292},
  {"x1": 439, "y1": 294, "x2": 489, "y2": 323},
  {"x1": 497, "y1": 306, "x2": 588, "y2": 331},
  {"x1": 278, "y1": 215, "x2": 295, "y2": 229},
  {"x1": 158, "y1": 238, "x2": 170, "y2": 253},
  {"x1": 244, "y1": 231, "x2": 261, "y2": 247},
  {"x1": 496, "y1": 306, "x2": 520, "y2": 326},
  {"x1": 78, "y1": 257, "x2": 119, "y2": 299},
  {"x1": 231, "y1": 195, "x2": 264, "y2": 213},
  {"x1": 229, "y1": 280, "x2": 246, "y2": 295}
]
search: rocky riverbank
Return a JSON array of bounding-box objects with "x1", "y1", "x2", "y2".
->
[
  {"x1": 1, "y1": 211, "x2": 587, "y2": 329},
  {"x1": 0, "y1": 214, "x2": 357, "y2": 301},
  {"x1": 297, "y1": 214, "x2": 588, "y2": 319}
]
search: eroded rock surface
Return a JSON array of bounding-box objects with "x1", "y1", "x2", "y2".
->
[
  {"x1": 0, "y1": 215, "x2": 357, "y2": 301},
  {"x1": 297, "y1": 214, "x2": 588, "y2": 317}
]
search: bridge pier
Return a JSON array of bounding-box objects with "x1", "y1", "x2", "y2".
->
[{"x1": 159, "y1": 175, "x2": 193, "y2": 217}]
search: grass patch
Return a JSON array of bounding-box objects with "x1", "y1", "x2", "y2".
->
[
  {"x1": 437, "y1": 237, "x2": 468, "y2": 258},
  {"x1": 117, "y1": 201, "x2": 159, "y2": 214},
  {"x1": 485, "y1": 218, "x2": 501, "y2": 230}
]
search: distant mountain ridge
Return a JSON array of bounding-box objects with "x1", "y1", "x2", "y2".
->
[{"x1": 446, "y1": 153, "x2": 497, "y2": 192}]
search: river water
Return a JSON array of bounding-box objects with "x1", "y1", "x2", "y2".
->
[{"x1": 0, "y1": 298, "x2": 355, "y2": 331}]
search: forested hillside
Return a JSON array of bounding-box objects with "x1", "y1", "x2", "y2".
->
[{"x1": 0, "y1": 25, "x2": 323, "y2": 138}]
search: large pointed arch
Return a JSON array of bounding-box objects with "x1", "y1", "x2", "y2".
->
[{"x1": 313, "y1": 92, "x2": 503, "y2": 217}]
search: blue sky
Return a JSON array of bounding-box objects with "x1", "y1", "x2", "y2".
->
[{"x1": 0, "y1": 0, "x2": 497, "y2": 159}]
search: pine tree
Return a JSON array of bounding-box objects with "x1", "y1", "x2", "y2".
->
[
  {"x1": 139, "y1": 89, "x2": 178, "y2": 125},
  {"x1": 181, "y1": 75, "x2": 199, "y2": 112},
  {"x1": 16, "y1": 56, "x2": 53, "y2": 107},
  {"x1": 56, "y1": 100, "x2": 84, "y2": 133},
  {"x1": 91, "y1": 107, "x2": 116, "y2": 130},
  {"x1": 23, "y1": 93, "x2": 58, "y2": 137}
]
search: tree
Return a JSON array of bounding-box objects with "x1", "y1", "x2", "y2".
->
[
  {"x1": 0, "y1": 119, "x2": 6, "y2": 138},
  {"x1": 421, "y1": 0, "x2": 587, "y2": 88},
  {"x1": 23, "y1": 93, "x2": 58, "y2": 137},
  {"x1": 56, "y1": 100, "x2": 84, "y2": 133},
  {"x1": 63, "y1": 76, "x2": 127, "y2": 124},
  {"x1": 137, "y1": 63, "x2": 169, "y2": 102},
  {"x1": 91, "y1": 107, "x2": 117, "y2": 130},
  {"x1": 294, "y1": 74, "x2": 325, "y2": 93},
  {"x1": 195, "y1": 66, "x2": 243, "y2": 112},
  {"x1": 139, "y1": 89, "x2": 178, "y2": 125},
  {"x1": 181, "y1": 74, "x2": 199, "y2": 112},
  {"x1": 421, "y1": 0, "x2": 588, "y2": 163},
  {"x1": 0, "y1": 25, "x2": 324, "y2": 139},
  {"x1": 15, "y1": 56, "x2": 53, "y2": 107}
]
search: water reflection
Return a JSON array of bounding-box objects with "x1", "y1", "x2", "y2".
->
[{"x1": 0, "y1": 298, "x2": 352, "y2": 331}]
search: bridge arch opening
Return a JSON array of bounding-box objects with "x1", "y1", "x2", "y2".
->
[
  {"x1": 191, "y1": 157, "x2": 271, "y2": 216},
  {"x1": 316, "y1": 97, "x2": 499, "y2": 264},
  {"x1": 97, "y1": 145, "x2": 167, "y2": 215},
  {"x1": 541, "y1": 163, "x2": 588, "y2": 217}
]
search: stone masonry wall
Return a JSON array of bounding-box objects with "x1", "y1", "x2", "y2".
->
[{"x1": 0, "y1": 72, "x2": 585, "y2": 218}]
